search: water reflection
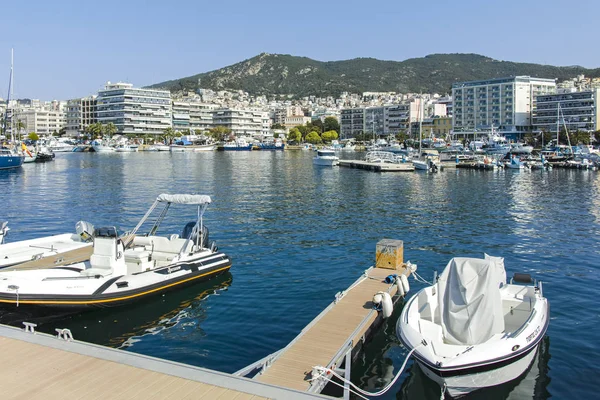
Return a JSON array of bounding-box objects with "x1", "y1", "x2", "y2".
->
[{"x1": 2, "y1": 274, "x2": 232, "y2": 349}]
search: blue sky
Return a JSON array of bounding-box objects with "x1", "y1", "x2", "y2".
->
[{"x1": 0, "y1": 0, "x2": 598, "y2": 100}]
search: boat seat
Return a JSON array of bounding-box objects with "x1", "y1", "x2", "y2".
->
[{"x1": 132, "y1": 236, "x2": 193, "y2": 255}]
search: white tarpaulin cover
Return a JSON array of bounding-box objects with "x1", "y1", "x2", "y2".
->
[
  {"x1": 156, "y1": 194, "x2": 212, "y2": 205},
  {"x1": 437, "y1": 257, "x2": 505, "y2": 345}
]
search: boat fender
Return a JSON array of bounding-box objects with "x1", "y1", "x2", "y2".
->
[
  {"x1": 396, "y1": 278, "x2": 405, "y2": 297},
  {"x1": 372, "y1": 292, "x2": 383, "y2": 311},
  {"x1": 380, "y1": 292, "x2": 393, "y2": 319},
  {"x1": 400, "y1": 274, "x2": 410, "y2": 294}
]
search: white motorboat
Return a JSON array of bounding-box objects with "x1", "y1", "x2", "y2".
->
[
  {"x1": 91, "y1": 140, "x2": 115, "y2": 153},
  {"x1": 510, "y1": 142, "x2": 533, "y2": 155},
  {"x1": 0, "y1": 194, "x2": 231, "y2": 309},
  {"x1": 412, "y1": 150, "x2": 442, "y2": 172},
  {"x1": 169, "y1": 143, "x2": 215, "y2": 152},
  {"x1": 147, "y1": 144, "x2": 170, "y2": 152},
  {"x1": 397, "y1": 256, "x2": 548, "y2": 397},
  {"x1": 114, "y1": 144, "x2": 139, "y2": 152},
  {"x1": 0, "y1": 221, "x2": 95, "y2": 269},
  {"x1": 0, "y1": 222, "x2": 8, "y2": 244},
  {"x1": 313, "y1": 149, "x2": 339, "y2": 166}
]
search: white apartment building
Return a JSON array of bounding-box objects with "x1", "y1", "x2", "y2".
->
[
  {"x1": 533, "y1": 88, "x2": 600, "y2": 133},
  {"x1": 172, "y1": 101, "x2": 218, "y2": 133},
  {"x1": 17, "y1": 108, "x2": 66, "y2": 136},
  {"x1": 66, "y1": 96, "x2": 96, "y2": 137},
  {"x1": 96, "y1": 82, "x2": 172, "y2": 136},
  {"x1": 341, "y1": 100, "x2": 423, "y2": 138},
  {"x1": 212, "y1": 108, "x2": 270, "y2": 137},
  {"x1": 452, "y1": 76, "x2": 556, "y2": 139}
]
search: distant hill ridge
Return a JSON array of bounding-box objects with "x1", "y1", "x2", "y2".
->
[{"x1": 149, "y1": 53, "x2": 600, "y2": 97}]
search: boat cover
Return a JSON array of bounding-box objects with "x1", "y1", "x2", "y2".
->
[
  {"x1": 156, "y1": 194, "x2": 211, "y2": 205},
  {"x1": 437, "y1": 257, "x2": 505, "y2": 345}
]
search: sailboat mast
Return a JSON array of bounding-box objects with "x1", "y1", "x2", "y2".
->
[
  {"x1": 556, "y1": 102, "x2": 560, "y2": 146},
  {"x1": 2, "y1": 49, "x2": 13, "y2": 138},
  {"x1": 418, "y1": 97, "x2": 422, "y2": 153}
]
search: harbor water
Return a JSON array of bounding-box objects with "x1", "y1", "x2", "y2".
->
[{"x1": 1, "y1": 151, "x2": 599, "y2": 399}]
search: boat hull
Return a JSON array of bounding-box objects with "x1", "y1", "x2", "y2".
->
[
  {"x1": 0, "y1": 255, "x2": 231, "y2": 310},
  {"x1": 416, "y1": 344, "x2": 539, "y2": 397},
  {"x1": 0, "y1": 154, "x2": 24, "y2": 170},
  {"x1": 313, "y1": 157, "x2": 338, "y2": 166},
  {"x1": 223, "y1": 145, "x2": 253, "y2": 151}
]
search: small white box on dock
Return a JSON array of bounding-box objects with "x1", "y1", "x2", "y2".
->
[{"x1": 376, "y1": 239, "x2": 404, "y2": 270}]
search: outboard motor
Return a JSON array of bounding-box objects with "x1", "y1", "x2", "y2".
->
[
  {"x1": 181, "y1": 222, "x2": 209, "y2": 249},
  {"x1": 76, "y1": 220, "x2": 95, "y2": 242}
]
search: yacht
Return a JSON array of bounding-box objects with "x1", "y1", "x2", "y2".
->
[
  {"x1": 412, "y1": 149, "x2": 442, "y2": 172},
  {"x1": 509, "y1": 142, "x2": 533, "y2": 155},
  {"x1": 91, "y1": 139, "x2": 115, "y2": 153},
  {"x1": 313, "y1": 148, "x2": 339, "y2": 166},
  {"x1": 114, "y1": 144, "x2": 139, "y2": 152}
]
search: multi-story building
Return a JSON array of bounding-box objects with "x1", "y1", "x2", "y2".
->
[
  {"x1": 340, "y1": 108, "x2": 365, "y2": 138},
  {"x1": 533, "y1": 88, "x2": 600, "y2": 133},
  {"x1": 96, "y1": 82, "x2": 172, "y2": 136},
  {"x1": 66, "y1": 96, "x2": 96, "y2": 137},
  {"x1": 341, "y1": 100, "x2": 422, "y2": 138},
  {"x1": 17, "y1": 108, "x2": 66, "y2": 136},
  {"x1": 212, "y1": 108, "x2": 270, "y2": 137},
  {"x1": 172, "y1": 101, "x2": 218, "y2": 133},
  {"x1": 284, "y1": 115, "x2": 311, "y2": 129},
  {"x1": 452, "y1": 76, "x2": 556, "y2": 139},
  {"x1": 432, "y1": 116, "x2": 452, "y2": 137}
]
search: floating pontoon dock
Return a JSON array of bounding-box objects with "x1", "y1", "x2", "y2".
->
[
  {"x1": 0, "y1": 239, "x2": 409, "y2": 400},
  {"x1": 338, "y1": 159, "x2": 415, "y2": 172},
  {"x1": 238, "y1": 239, "x2": 409, "y2": 398}
]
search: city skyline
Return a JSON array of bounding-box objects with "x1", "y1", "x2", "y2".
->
[{"x1": 0, "y1": 0, "x2": 598, "y2": 101}]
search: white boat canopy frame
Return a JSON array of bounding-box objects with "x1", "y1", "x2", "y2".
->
[
  {"x1": 156, "y1": 194, "x2": 211, "y2": 205},
  {"x1": 125, "y1": 194, "x2": 212, "y2": 254}
]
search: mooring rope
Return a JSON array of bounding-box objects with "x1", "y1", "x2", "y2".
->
[{"x1": 310, "y1": 345, "x2": 421, "y2": 398}]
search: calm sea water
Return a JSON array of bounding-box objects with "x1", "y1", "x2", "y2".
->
[{"x1": 1, "y1": 151, "x2": 599, "y2": 399}]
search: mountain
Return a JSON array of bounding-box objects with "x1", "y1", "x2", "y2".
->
[{"x1": 148, "y1": 53, "x2": 600, "y2": 97}]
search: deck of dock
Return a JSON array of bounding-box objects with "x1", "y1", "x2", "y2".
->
[
  {"x1": 0, "y1": 324, "x2": 327, "y2": 400},
  {"x1": 251, "y1": 266, "x2": 406, "y2": 394},
  {"x1": 338, "y1": 160, "x2": 414, "y2": 172}
]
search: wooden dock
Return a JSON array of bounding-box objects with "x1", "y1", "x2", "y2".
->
[
  {"x1": 0, "y1": 324, "x2": 327, "y2": 400},
  {"x1": 338, "y1": 160, "x2": 414, "y2": 172},
  {"x1": 248, "y1": 263, "x2": 407, "y2": 394}
]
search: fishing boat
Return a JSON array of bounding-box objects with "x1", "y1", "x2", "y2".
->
[
  {"x1": 0, "y1": 221, "x2": 95, "y2": 269},
  {"x1": 147, "y1": 143, "x2": 170, "y2": 151},
  {"x1": 412, "y1": 150, "x2": 442, "y2": 173},
  {"x1": 257, "y1": 138, "x2": 285, "y2": 150},
  {"x1": 0, "y1": 194, "x2": 231, "y2": 309},
  {"x1": 313, "y1": 148, "x2": 339, "y2": 166},
  {"x1": 223, "y1": 137, "x2": 253, "y2": 151},
  {"x1": 505, "y1": 154, "x2": 525, "y2": 169},
  {"x1": 397, "y1": 255, "x2": 548, "y2": 397}
]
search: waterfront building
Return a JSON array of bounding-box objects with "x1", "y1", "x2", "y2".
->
[
  {"x1": 96, "y1": 82, "x2": 172, "y2": 136},
  {"x1": 452, "y1": 76, "x2": 556, "y2": 139},
  {"x1": 432, "y1": 116, "x2": 452, "y2": 137},
  {"x1": 212, "y1": 108, "x2": 270, "y2": 137},
  {"x1": 172, "y1": 101, "x2": 218, "y2": 133},
  {"x1": 533, "y1": 88, "x2": 600, "y2": 133},
  {"x1": 283, "y1": 115, "x2": 311, "y2": 129},
  {"x1": 340, "y1": 107, "x2": 365, "y2": 138},
  {"x1": 66, "y1": 96, "x2": 97, "y2": 137},
  {"x1": 17, "y1": 108, "x2": 66, "y2": 137}
]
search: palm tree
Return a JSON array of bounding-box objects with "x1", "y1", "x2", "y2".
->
[
  {"x1": 103, "y1": 122, "x2": 117, "y2": 137},
  {"x1": 15, "y1": 119, "x2": 25, "y2": 141}
]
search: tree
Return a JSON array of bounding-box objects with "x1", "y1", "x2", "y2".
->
[
  {"x1": 271, "y1": 123, "x2": 285, "y2": 130},
  {"x1": 15, "y1": 119, "x2": 25, "y2": 140},
  {"x1": 295, "y1": 125, "x2": 310, "y2": 139},
  {"x1": 163, "y1": 127, "x2": 176, "y2": 141},
  {"x1": 85, "y1": 123, "x2": 104, "y2": 139},
  {"x1": 103, "y1": 122, "x2": 117, "y2": 137},
  {"x1": 273, "y1": 132, "x2": 280, "y2": 139},
  {"x1": 310, "y1": 119, "x2": 324, "y2": 133},
  {"x1": 395, "y1": 131, "x2": 408, "y2": 143},
  {"x1": 28, "y1": 132, "x2": 39, "y2": 141},
  {"x1": 323, "y1": 117, "x2": 340, "y2": 134},
  {"x1": 287, "y1": 128, "x2": 302, "y2": 143},
  {"x1": 321, "y1": 130, "x2": 338, "y2": 143},
  {"x1": 208, "y1": 125, "x2": 232, "y2": 141},
  {"x1": 305, "y1": 131, "x2": 322, "y2": 144}
]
